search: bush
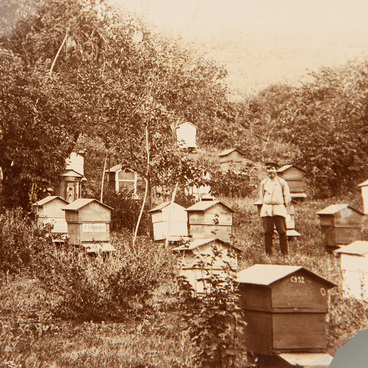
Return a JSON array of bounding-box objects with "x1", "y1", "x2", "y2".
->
[
  {"x1": 0, "y1": 208, "x2": 51, "y2": 275},
  {"x1": 209, "y1": 167, "x2": 258, "y2": 199},
  {"x1": 102, "y1": 187, "x2": 150, "y2": 234},
  {"x1": 35, "y1": 236, "x2": 177, "y2": 322},
  {"x1": 177, "y1": 249, "x2": 247, "y2": 368}
]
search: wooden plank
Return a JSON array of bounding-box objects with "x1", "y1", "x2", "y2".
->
[
  {"x1": 271, "y1": 271, "x2": 330, "y2": 312},
  {"x1": 239, "y1": 284, "x2": 272, "y2": 311},
  {"x1": 272, "y1": 313, "x2": 328, "y2": 352},
  {"x1": 242, "y1": 310, "x2": 273, "y2": 355}
]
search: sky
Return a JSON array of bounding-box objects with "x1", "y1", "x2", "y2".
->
[{"x1": 110, "y1": 0, "x2": 368, "y2": 94}]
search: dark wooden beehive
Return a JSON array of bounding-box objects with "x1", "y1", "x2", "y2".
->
[
  {"x1": 277, "y1": 165, "x2": 307, "y2": 200},
  {"x1": 237, "y1": 264, "x2": 335, "y2": 357},
  {"x1": 317, "y1": 204, "x2": 364, "y2": 249}
]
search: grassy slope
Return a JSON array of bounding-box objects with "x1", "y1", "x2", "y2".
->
[{"x1": 1, "y1": 195, "x2": 368, "y2": 367}]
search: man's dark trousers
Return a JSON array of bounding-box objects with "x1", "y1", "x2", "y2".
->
[{"x1": 262, "y1": 215, "x2": 288, "y2": 255}]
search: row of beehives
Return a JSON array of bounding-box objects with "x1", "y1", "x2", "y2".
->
[
  {"x1": 33, "y1": 196, "x2": 115, "y2": 253},
  {"x1": 33, "y1": 189, "x2": 368, "y2": 302}
]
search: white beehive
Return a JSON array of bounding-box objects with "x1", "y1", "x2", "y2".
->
[
  {"x1": 149, "y1": 201, "x2": 188, "y2": 242},
  {"x1": 335, "y1": 241, "x2": 368, "y2": 300},
  {"x1": 358, "y1": 179, "x2": 368, "y2": 214},
  {"x1": 32, "y1": 196, "x2": 69, "y2": 234}
]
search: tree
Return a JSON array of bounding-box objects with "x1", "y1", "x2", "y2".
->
[
  {"x1": 0, "y1": 48, "x2": 81, "y2": 207},
  {"x1": 0, "y1": 0, "x2": 231, "y2": 211},
  {"x1": 279, "y1": 62, "x2": 368, "y2": 197}
]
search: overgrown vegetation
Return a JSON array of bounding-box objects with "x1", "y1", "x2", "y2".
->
[
  {"x1": 177, "y1": 248, "x2": 247, "y2": 368},
  {"x1": 1, "y1": 195, "x2": 368, "y2": 366}
]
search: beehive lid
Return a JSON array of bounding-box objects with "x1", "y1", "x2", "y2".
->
[
  {"x1": 176, "y1": 121, "x2": 197, "y2": 129},
  {"x1": 317, "y1": 204, "x2": 364, "y2": 216},
  {"x1": 219, "y1": 148, "x2": 244, "y2": 157},
  {"x1": 106, "y1": 164, "x2": 122, "y2": 172},
  {"x1": 237, "y1": 264, "x2": 335, "y2": 288},
  {"x1": 62, "y1": 198, "x2": 113, "y2": 211},
  {"x1": 186, "y1": 200, "x2": 234, "y2": 213},
  {"x1": 149, "y1": 201, "x2": 183, "y2": 213},
  {"x1": 335, "y1": 241, "x2": 368, "y2": 256},
  {"x1": 358, "y1": 179, "x2": 368, "y2": 187},
  {"x1": 277, "y1": 353, "x2": 333, "y2": 367},
  {"x1": 60, "y1": 169, "x2": 84, "y2": 178},
  {"x1": 172, "y1": 237, "x2": 241, "y2": 252},
  {"x1": 238, "y1": 264, "x2": 302, "y2": 285},
  {"x1": 277, "y1": 164, "x2": 305, "y2": 173},
  {"x1": 33, "y1": 196, "x2": 69, "y2": 207}
]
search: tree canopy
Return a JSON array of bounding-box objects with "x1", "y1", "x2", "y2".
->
[{"x1": 0, "y1": 0, "x2": 230, "y2": 208}]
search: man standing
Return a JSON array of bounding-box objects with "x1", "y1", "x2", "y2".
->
[{"x1": 259, "y1": 162, "x2": 291, "y2": 255}]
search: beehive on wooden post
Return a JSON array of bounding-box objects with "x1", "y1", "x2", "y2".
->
[
  {"x1": 277, "y1": 165, "x2": 307, "y2": 201},
  {"x1": 317, "y1": 204, "x2": 364, "y2": 250},
  {"x1": 57, "y1": 169, "x2": 84, "y2": 203},
  {"x1": 63, "y1": 198, "x2": 115, "y2": 253},
  {"x1": 32, "y1": 196, "x2": 69, "y2": 234},
  {"x1": 358, "y1": 179, "x2": 368, "y2": 214},
  {"x1": 149, "y1": 201, "x2": 188, "y2": 242},
  {"x1": 186, "y1": 199, "x2": 234, "y2": 242},
  {"x1": 335, "y1": 241, "x2": 368, "y2": 300},
  {"x1": 173, "y1": 238, "x2": 241, "y2": 294},
  {"x1": 237, "y1": 264, "x2": 335, "y2": 366}
]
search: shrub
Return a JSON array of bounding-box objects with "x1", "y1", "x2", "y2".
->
[
  {"x1": 35, "y1": 236, "x2": 177, "y2": 322},
  {"x1": 328, "y1": 290, "x2": 368, "y2": 348},
  {"x1": 102, "y1": 187, "x2": 150, "y2": 234},
  {"x1": 0, "y1": 208, "x2": 51, "y2": 275},
  {"x1": 177, "y1": 249, "x2": 247, "y2": 368},
  {"x1": 209, "y1": 167, "x2": 258, "y2": 199}
]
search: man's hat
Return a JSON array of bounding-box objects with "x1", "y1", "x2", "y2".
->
[{"x1": 265, "y1": 161, "x2": 279, "y2": 169}]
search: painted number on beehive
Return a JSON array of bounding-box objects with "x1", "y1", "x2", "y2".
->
[
  {"x1": 82, "y1": 223, "x2": 107, "y2": 232},
  {"x1": 290, "y1": 276, "x2": 305, "y2": 284}
]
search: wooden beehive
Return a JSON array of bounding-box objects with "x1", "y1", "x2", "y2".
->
[
  {"x1": 277, "y1": 165, "x2": 307, "y2": 200},
  {"x1": 149, "y1": 201, "x2": 188, "y2": 242},
  {"x1": 32, "y1": 196, "x2": 69, "y2": 234},
  {"x1": 237, "y1": 264, "x2": 335, "y2": 357},
  {"x1": 219, "y1": 148, "x2": 248, "y2": 171},
  {"x1": 63, "y1": 198, "x2": 114, "y2": 253},
  {"x1": 175, "y1": 122, "x2": 197, "y2": 149},
  {"x1": 358, "y1": 179, "x2": 368, "y2": 214},
  {"x1": 186, "y1": 199, "x2": 234, "y2": 242},
  {"x1": 106, "y1": 164, "x2": 144, "y2": 196},
  {"x1": 173, "y1": 237, "x2": 240, "y2": 294},
  {"x1": 335, "y1": 241, "x2": 368, "y2": 300},
  {"x1": 317, "y1": 204, "x2": 364, "y2": 249},
  {"x1": 57, "y1": 169, "x2": 84, "y2": 203}
]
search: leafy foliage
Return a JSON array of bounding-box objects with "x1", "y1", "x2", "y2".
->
[
  {"x1": 209, "y1": 166, "x2": 258, "y2": 199},
  {"x1": 0, "y1": 0, "x2": 231, "y2": 209},
  {"x1": 177, "y1": 248, "x2": 246, "y2": 368},
  {"x1": 102, "y1": 187, "x2": 150, "y2": 234},
  {"x1": 0, "y1": 207, "x2": 51, "y2": 274},
  {"x1": 34, "y1": 235, "x2": 176, "y2": 322},
  {"x1": 278, "y1": 62, "x2": 368, "y2": 197}
]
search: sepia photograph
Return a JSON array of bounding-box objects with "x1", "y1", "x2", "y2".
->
[{"x1": 1, "y1": 0, "x2": 368, "y2": 367}]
